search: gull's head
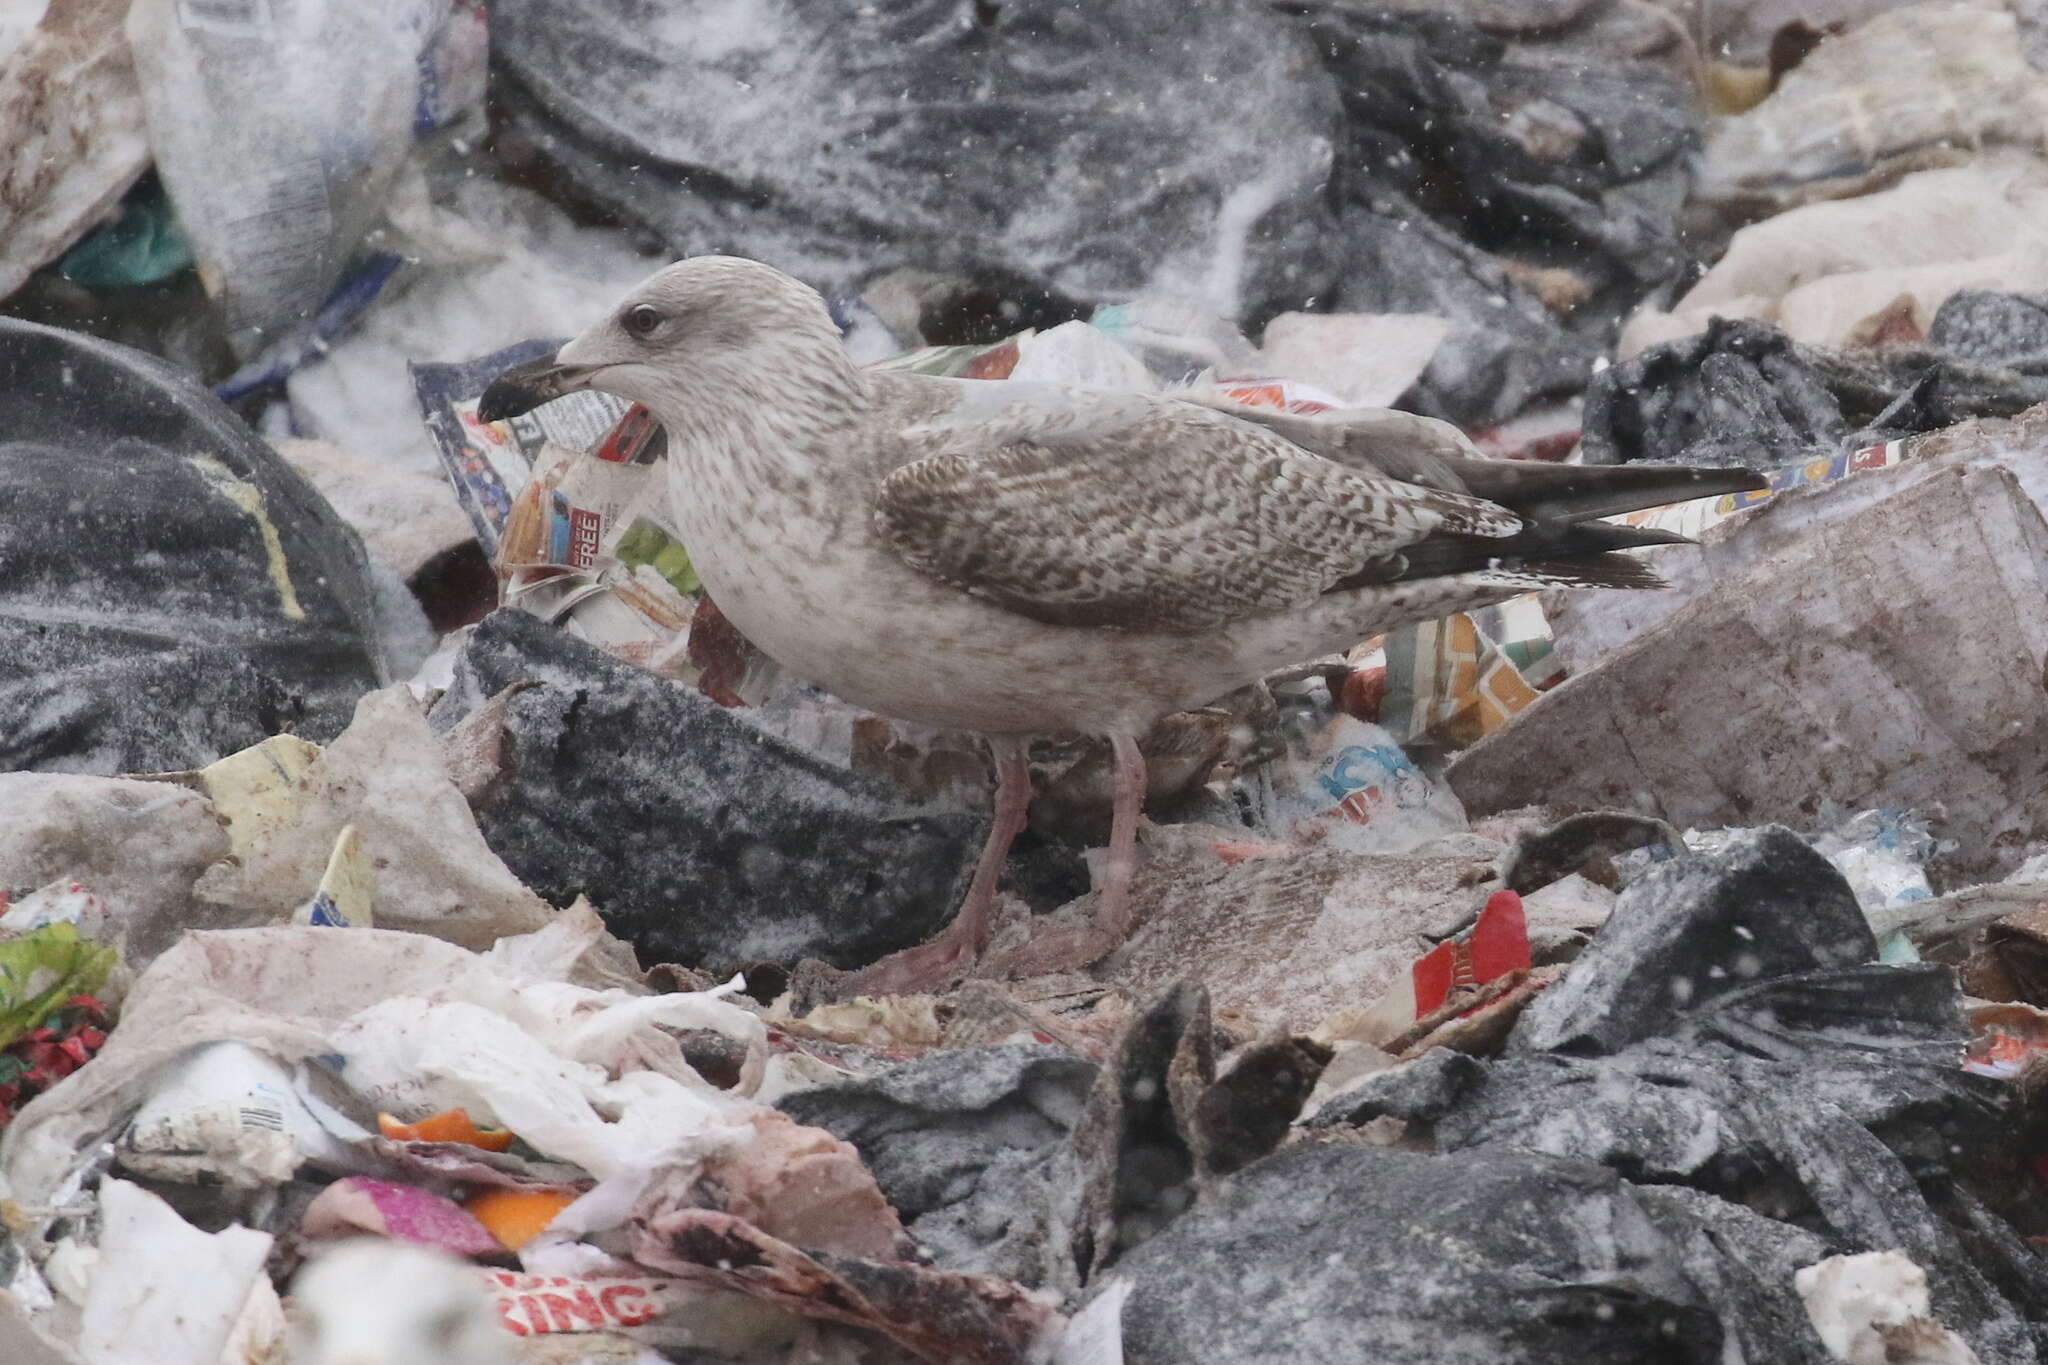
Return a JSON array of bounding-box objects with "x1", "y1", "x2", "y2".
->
[
  {"x1": 286, "y1": 1239, "x2": 512, "y2": 1365},
  {"x1": 476, "y1": 255, "x2": 858, "y2": 427}
]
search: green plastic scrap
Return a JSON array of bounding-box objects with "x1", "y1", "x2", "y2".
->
[
  {"x1": 612, "y1": 518, "x2": 701, "y2": 597},
  {"x1": 0, "y1": 924, "x2": 116, "y2": 1051},
  {"x1": 57, "y1": 178, "x2": 196, "y2": 289}
]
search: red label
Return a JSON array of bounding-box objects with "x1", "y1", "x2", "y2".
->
[{"x1": 567, "y1": 507, "x2": 603, "y2": 567}]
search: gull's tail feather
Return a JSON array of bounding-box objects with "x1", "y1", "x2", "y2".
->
[
  {"x1": 1382, "y1": 518, "x2": 1692, "y2": 585},
  {"x1": 1503, "y1": 553, "x2": 1671, "y2": 592},
  {"x1": 1441, "y1": 458, "x2": 1768, "y2": 524}
]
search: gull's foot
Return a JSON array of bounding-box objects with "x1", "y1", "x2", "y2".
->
[
  {"x1": 981, "y1": 923, "x2": 1124, "y2": 980},
  {"x1": 826, "y1": 933, "x2": 981, "y2": 998}
]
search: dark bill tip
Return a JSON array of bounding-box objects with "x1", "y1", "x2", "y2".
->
[{"x1": 475, "y1": 357, "x2": 588, "y2": 423}]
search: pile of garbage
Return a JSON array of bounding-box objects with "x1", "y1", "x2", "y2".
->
[{"x1": 14, "y1": 1, "x2": 2048, "y2": 1362}]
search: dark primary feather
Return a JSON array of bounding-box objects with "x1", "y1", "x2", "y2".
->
[{"x1": 878, "y1": 388, "x2": 1765, "y2": 633}]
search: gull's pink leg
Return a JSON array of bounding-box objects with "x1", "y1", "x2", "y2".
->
[
  {"x1": 985, "y1": 731, "x2": 1148, "y2": 978},
  {"x1": 1094, "y1": 731, "x2": 1146, "y2": 941},
  {"x1": 837, "y1": 737, "x2": 1033, "y2": 995}
]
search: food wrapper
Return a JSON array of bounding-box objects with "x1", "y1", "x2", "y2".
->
[
  {"x1": 1355, "y1": 596, "x2": 1564, "y2": 748},
  {"x1": 0, "y1": 880, "x2": 111, "y2": 939},
  {"x1": 120, "y1": 1040, "x2": 358, "y2": 1186},
  {"x1": 1242, "y1": 713, "x2": 1466, "y2": 854},
  {"x1": 414, "y1": 342, "x2": 734, "y2": 686},
  {"x1": 1317, "y1": 890, "x2": 1534, "y2": 1051},
  {"x1": 487, "y1": 1272, "x2": 678, "y2": 1336},
  {"x1": 1612, "y1": 438, "x2": 1908, "y2": 539}
]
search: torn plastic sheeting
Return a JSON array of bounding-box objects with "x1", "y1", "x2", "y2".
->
[
  {"x1": 79, "y1": 1178, "x2": 281, "y2": 1365},
  {"x1": 490, "y1": 0, "x2": 1340, "y2": 324},
  {"x1": 0, "y1": 925, "x2": 542, "y2": 1216},
  {"x1": 428, "y1": 610, "x2": 989, "y2": 971},
  {"x1": 325, "y1": 995, "x2": 742, "y2": 1191},
  {"x1": 1062, "y1": 843, "x2": 1494, "y2": 1037},
  {"x1": 124, "y1": 0, "x2": 430, "y2": 355},
  {"x1": 189, "y1": 686, "x2": 553, "y2": 951},
  {"x1": 628, "y1": 1205, "x2": 1056, "y2": 1365},
  {"x1": 1620, "y1": 159, "x2": 2048, "y2": 357},
  {"x1": 0, "y1": 0, "x2": 151, "y2": 303},
  {"x1": 1694, "y1": 4, "x2": 2048, "y2": 213},
  {"x1": 0, "y1": 776, "x2": 228, "y2": 958},
  {"x1": 776, "y1": 1045, "x2": 1098, "y2": 1282},
  {"x1": 1104, "y1": 1141, "x2": 1725, "y2": 1364},
  {"x1": 1315, "y1": 835, "x2": 2042, "y2": 1363},
  {"x1": 1453, "y1": 463, "x2": 2048, "y2": 883},
  {"x1": 1544, "y1": 410, "x2": 2039, "y2": 675},
  {"x1": 0, "y1": 319, "x2": 399, "y2": 775}
]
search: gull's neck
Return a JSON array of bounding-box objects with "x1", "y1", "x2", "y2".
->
[{"x1": 647, "y1": 337, "x2": 870, "y2": 501}]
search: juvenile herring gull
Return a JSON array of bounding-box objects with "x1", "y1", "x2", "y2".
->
[{"x1": 477, "y1": 256, "x2": 1763, "y2": 990}]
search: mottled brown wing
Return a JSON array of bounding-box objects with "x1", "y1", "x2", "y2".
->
[{"x1": 874, "y1": 392, "x2": 1520, "y2": 632}]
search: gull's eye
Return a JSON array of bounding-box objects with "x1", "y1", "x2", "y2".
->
[{"x1": 621, "y1": 303, "x2": 665, "y2": 339}]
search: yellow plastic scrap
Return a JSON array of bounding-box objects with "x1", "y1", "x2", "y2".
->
[{"x1": 196, "y1": 734, "x2": 322, "y2": 861}]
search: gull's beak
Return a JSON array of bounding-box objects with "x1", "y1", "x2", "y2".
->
[{"x1": 475, "y1": 355, "x2": 602, "y2": 423}]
